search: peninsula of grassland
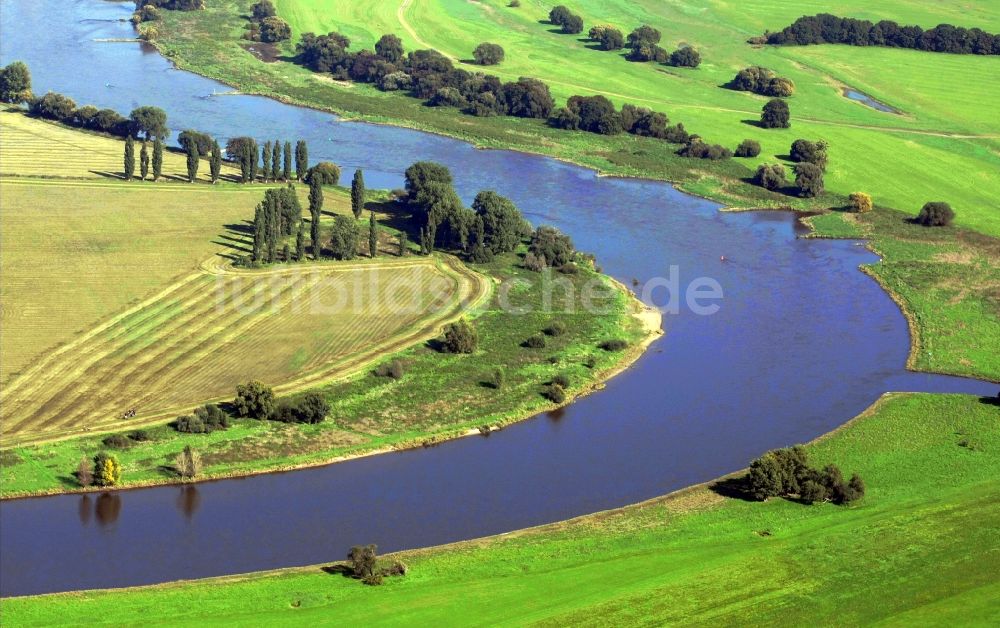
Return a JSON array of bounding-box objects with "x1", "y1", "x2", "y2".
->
[
  {"x1": 0, "y1": 110, "x2": 656, "y2": 497},
  {"x1": 145, "y1": 0, "x2": 1000, "y2": 384},
  {"x1": 5, "y1": 393, "x2": 997, "y2": 625}
]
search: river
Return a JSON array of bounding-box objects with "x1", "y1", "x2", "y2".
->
[{"x1": 0, "y1": 0, "x2": 995, "y2": 597}]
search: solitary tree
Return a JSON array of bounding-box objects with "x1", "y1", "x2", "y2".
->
[
  {"x1": 210, "y1": 139, "x2": 222, "y2": 183},
  {"x1": 139, "y1": 141, "x2": 150, "y2": 180},
  {"x1": 369, "y1": 211, "x2": 378, "y2": 257},
  {"x1": 0, "y1": 60, "x2": 32, "y2": 103},
  {"x1": 152, "y1": 137, "x2": 163, "y2": 181},
  {"x1": 283, "y1": 141, "x2": 292, "y2": 181},
  {"x1": 760, "y1": 99, "x2": 790, "y2": 128},
  {"x1": 328, "y1": 215, "x2": 359, "y2": 260},
  {"x1": 93, "y1": 452, "x2": 122, "y2": 487},
  {"x1": 734, "y1": 139, "x2": 761, "y2": 158},
  {"x1": 124, "y1": 135, "x2": 136, "y2": 181},
  {"x1": 348, "y1": 544, "x2": 378, "y2": 579},
  {"x1": 849, "y1": 192, "x2": 872, "y2": 213},
  {"x1": 76, "y1": 456, "x2": 93, "y2": 487},
  {"x1": 186, "y1": 140, "x2": 199, "y2": 182},
  {"x1": 915, "y1": 201, "x2": 955, "y2": 227},
  {"x1": 261, "y1": 141, "x2": 272, "y2": 182},
  {"x1": 351, "y1": 169, "x2": 365, "y2": 219},
  {"x1": 295, "y1": 140, "x2": 308, "y2": 180},
  {"x1": 442, "y1": 319, "x2": 477, "y2": 353},
  {"x1": 175, "y1": 445, "x2": 202, "y2": 480},
  {"x1": 473, "y1": 42, "x2": 505, "y2": 65}
]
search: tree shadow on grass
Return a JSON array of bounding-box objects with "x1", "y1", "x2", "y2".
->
[
  {"x1": 979, "y1": 393, "x2": 1000, "y2": 407},
  {"x1": 740, "y1": 119, "x2": 764, "y2": 128},
  {"x1": 708, "y1": 475, "x2": 759, "y2": 502},
  {"x1": 321, "y1": 564, "x2": 355, "y2": 578}
]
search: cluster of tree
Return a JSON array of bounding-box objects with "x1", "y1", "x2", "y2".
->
[
  {"x1": 297, "y1": 32, "x2": 556, "y2": 120},
  {"x1": 548, "y1": 5, "x2": 584, "y2": 34},
  {"x1": 549, "y1": 96, "x2": 690, "y2": 143},
  {"x1": 345, "y1": 544, "x2": 407, "y2": 586},
  {"x1": 252, "y1": 186, "x2": 303, "y2": 263},
  {"x1": 677, "y1": 136, "x2": 732, "y2": 160},
  {"x1": 745, "y1": 446, "x2": 865, "y2": 505},
  {"x1": 765, "y1": 14, "x2": 1000, "y2": 55},
  {"x1": 403, "y1": 161, "x2": 531, "y2": 261},
  {"x1": 225, "y1": 137, "x2": 308, "y2": 183},
  {"x1": 25, "y1": 85, "x2": 170, "y2": 140},
  {"x1": 751, "y1": 138, "x2": 826, "y2": 197},
  {"x1": 914, "y1": 201, "x2": 955, "y2": 227},
  {"x1": 76, "y1": 452, "x2": 123, "y2": 488},
  {"x1": 174, "y1": 403, "x2": 230, "y2": 433},
  {"x1": 588, "y1": 25, "x2": 624, "y2": 50},
  {"x1": 131, "y1": 3, "x2": 161, "y2": 25},
  {"x1": 233, "y1": 380, "x2": 330, "y2": 424},
  {"x1": 101, "y1": 430, "x2": 152, "y2": 450},
  {"x1": 735, "y1": 139, "x2": 761, "y2": 157},
  {"x1": 618, "y1": 25, "x2": 701, "y2": 68},
  {"x1": 134, "y1": 0, "x2": 204, "y2": 11},
  {"x1": 729, "y1": 66, "x2": 795, "y2": 97},
  {"x1": 473, "y1": 42, "x2": 505, "y2": 66},
  {"x1": 0, "y1": 61, "x2": 31, "y2": 104},
  {"x1": 123, "y1": 136, "x2": 166, "y2": 182},
  {"x1": 244, "y1": 0, "x2": 291, "y2": 43}
]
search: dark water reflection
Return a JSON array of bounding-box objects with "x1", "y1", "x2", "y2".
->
[{"x1": 1, "y1": 0, "x2": 997, "y2": 597}]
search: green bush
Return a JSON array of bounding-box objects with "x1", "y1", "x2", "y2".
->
[
  {"x1": 598, "y1": 339, "x2": 628, "y2": 351},
  {"x1": 524, "y1": 333, "x2": 547, "y2": 349}
]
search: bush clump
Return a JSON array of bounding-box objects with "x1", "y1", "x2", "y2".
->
[
  {"x1": 544, "y1": 383, "x2": 567, "y2": 403},
  {"x1": 849, "y1": 192, "x2": 873, "y2": 213},
  {"x1": 272, "y1": 392, "x2": 330, "y2": 424},
  {"x1": 552, "y1": 373, "x2": 571, "y2": 388},
  {"x1": 523, "y1": 333, "x2": 547, "y2": 349},
  {"x1": 375, "y1": 359, "x2": 405, "y2": 379},
  {"x1": 914, "y1": 201, "x2": 954, "y2": 227},
  {"x1": 598, "y1": 339, "x2": 629, "y2": 351},
  {"x1": 545, "y1": 320, "x2": 567, "y2": 336},
  {"x1": 442, "y1": 319, "x2": 478, "y2": 353},
  {"x1": 734, "y1": 139, "x2": 761, "y2": 158},
  {"x1": 745, "y1": 446, "x2": 864, "y2": 505},
  {"x1": 752, "y1": 163, "x2": 786, "y2": 190},
  {"x1": 101, "y1": 434, "x2": 133, "y2": 449}
]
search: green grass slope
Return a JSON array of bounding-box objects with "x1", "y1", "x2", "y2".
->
[
  {"x1": 271, "y1": 0, "x2": 1000, "y2": 235},
  {"x1": 6, "y1": 393, "x2": 998, "y2": 625}
]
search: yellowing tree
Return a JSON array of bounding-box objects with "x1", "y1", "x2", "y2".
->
[{"x1": 93, "y1": 452, "x2": 122, "y2": 487}]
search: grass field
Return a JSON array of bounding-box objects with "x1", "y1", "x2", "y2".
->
[
  {"x1": 256, "y1": 0, "x2": 1000, "y2": 236},
  {"x1": 6, "y1": 392, "x2": 997, "y2": 624},
  {"x1": 0, "y1": 109, "x2": 235, "y2": 182}
]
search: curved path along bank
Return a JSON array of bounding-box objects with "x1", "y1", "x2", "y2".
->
[{"x1": 0, "y1": 0, "x2": 996, "y2": 596}]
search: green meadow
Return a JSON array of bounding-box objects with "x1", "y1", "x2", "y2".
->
[
  {"x1": 268, "y1": 0, "x2": 1000, "y2": 236},
  {"x1": 6, "y1": 393, "x2": 998, "y2": 624}
]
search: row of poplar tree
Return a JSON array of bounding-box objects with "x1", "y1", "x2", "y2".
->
[{"x1": 122, "y1": 134, "x2": 310, "y2": 183}]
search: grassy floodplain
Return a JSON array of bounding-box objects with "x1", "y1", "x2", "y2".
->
[
  {"x1": 5, "y1": 393, "x2": 998, "y2": 625},
  {"x1": 0, "y1": 111, "x2": 653, "y2": 496},
  {"x1": 155, "y1": 0, "x2": 1000, "y2": 234}
]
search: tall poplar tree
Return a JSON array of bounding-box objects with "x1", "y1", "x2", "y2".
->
[
  {"x1": 368, "y1": 211, "x2": 378, "y2": 258},
  {"x1": 139, "y1": 142, "x2": 149, "y2": 181},
  {"x1": 261, "y1": 141, "x2": 272, "y2": 182},
  {"x1": 295, "y1": 140, "x2": 308, "y2": 180},
  {"x1": 186, "y1": 141, "x2": 199, "y2": 182},
  {"x1": 124, "y1": 135, "x2": 135, "y2": 181},
  {"x1": 295, "y1": 220, "x2": 305, "y2": 261},
  {"x1": 309, "y1": 176, "x2": 323, "y2": 259},
  {"x1": 283, "y1": 141, "x2": 292, "y2": 181},
  {"x1": 268, "y1": 191, "x2": 280, "y2": 263},
  {"x1": 249, "y1": 139, "x2": 259, "y2": 182},
  {"x1": 351, "y1": 169, "x2": 365, "y2": 219},
  {"x1": 210, "y1": 140, "x2": 222, "y2": 183},
  {"x1": 397, "y1": 231, "x2": 408, "y2": 257},
  {"x1": 271, "y1": 140, "x2": 280, "y2": 181},
  {"x1": 252, "y1": 202, "x2": 265, "y2": 262},
  {"x1": 152, "y1": 138, "x2": 163, "y2": 181}
]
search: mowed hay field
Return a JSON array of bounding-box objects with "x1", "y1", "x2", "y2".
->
[
  {"x1": 272, "y1": 0, "x2": 1000, "y2": 235},
  {"x1": 0, "y1": 109, "x2": 235, "y2": 181},
  {"x1": 0, "y1": 256, "x2": 484, "y2": 444}
]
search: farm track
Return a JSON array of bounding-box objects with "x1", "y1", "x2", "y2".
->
[{"x1": 0, "y1": 254, "x2": 491, "y2": 446}]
